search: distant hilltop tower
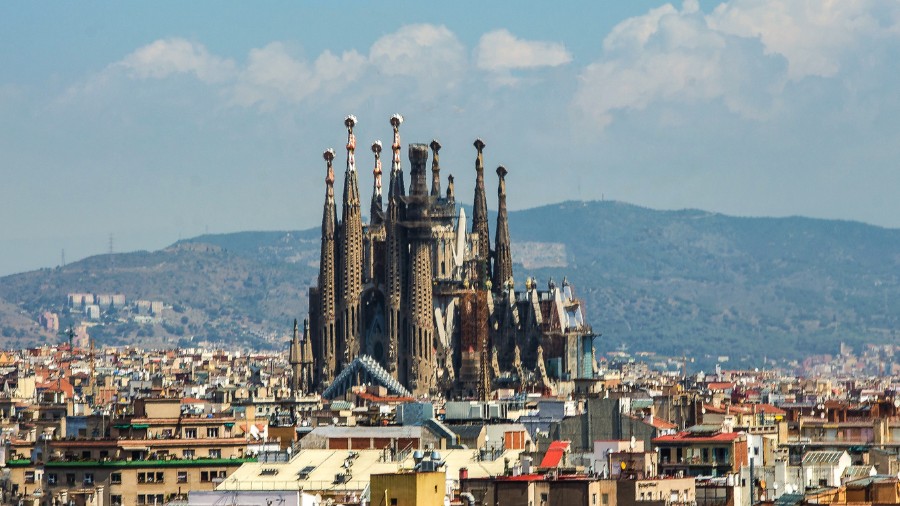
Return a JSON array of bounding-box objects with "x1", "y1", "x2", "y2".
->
[{"x1": 302, "y1": 114, "x2": 596, "y2": 399}]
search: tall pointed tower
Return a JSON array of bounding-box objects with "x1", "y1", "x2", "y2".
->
[
  {"x1": 338, "y1": 115, "x2": 363, "y2": 367},
  {"x1": 384, "y1": 114, "x2": 406, "y2": 380},
  {"x1": 471, "y1": 139, "x2": 492, "y2": 286},
  {"x1": 492, "y1": 165, "x2": 513, "y2": 291},
  {"x1": 289, "y1": 319, "x2": 302, "y2": 395},
  {"x1": 406, "y1": 143, "x2": 436, "y2": 394},
  {"x1": 317, "y1": 148, "x2": 339, "y2": 387},
  {"x1": 364, "y1": 141, "x2": 386, "y2": 284},
  {"x1": 300, "y1": 318, "x2": 314, "y2": 395}
]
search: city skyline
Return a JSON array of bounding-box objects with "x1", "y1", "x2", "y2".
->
[{"x1": 2, "y1": 0, "x2": 900, "y2": 276}]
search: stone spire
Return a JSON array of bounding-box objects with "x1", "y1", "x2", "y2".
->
[
  {"x1": 289, "y1": 318, "x2": 302, "y2": 394},
  {"x1": 317, "y1": 148, "x2": 338, "y2": 386},
  {"x1": 300, "y1": 318, "x2": 314, "y2": 395},
  {"x1": 406, "y1": 143, "x2": 436, "y2": 395},
  {"x1": 493, "y1": 165, "x2": 513, "y2": 292},
  {"x1": 338, "y1": 115, "x2": 363, "y2": 368},
  {"x1": 447, "y1": 174, "x2": 455, "y2": 201},
  {"x1": 384, "y1": 114, "x2": 405, "y2": 379},
  {"x1": 370, "y1": 140, "x2": 384, "y2": 226},
  {"x1": 471, "y1": 139, "x2": 492, "y2": 285},
  {"x1": 430, "y1": 140, "x2": 442, "y2": 198}
]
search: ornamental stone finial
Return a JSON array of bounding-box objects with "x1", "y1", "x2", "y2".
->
[
  {"x1": 474, "y1": 139, "x2": 486, "y2": 173},
  {"x1": 391, "y1": 114, "x2": 403, "y2": 169},
  {"x1": 372, "y1": 141, "x2": 383, "y2": 190},
  {"x1": 345, "y1": 116, "x2": 357, "y2": 172},
  {"x1": 323, "y1": 148, "x2": 336, "y2": 186}
]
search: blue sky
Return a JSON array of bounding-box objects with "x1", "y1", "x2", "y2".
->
[{"x1": 2, "y1": 1, "x2": 899, "y2": 276}]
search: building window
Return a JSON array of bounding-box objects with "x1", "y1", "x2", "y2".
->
[
  {"x1": 209, "y1": 449, "x2": 222, "y2": 458},
  {"x1": 47, "y1": 474, "x2": 57, "y2": 485},
  {"x1": 185, "y1": 428, "x2": 197, "y2": 438},
  {"x1": 84, "y1": 473, "x2": 94, "y2": 485},
  {"x1": 207, "y1": 427, "x2": 219, "y2": 438},
  {"x1": 137, "y1": 471, "x2": 163, "y2": 483},
  {"x1": 183, "y1": 449, "x2": 195, "y2": 458},
  {"x1": 24, "y1": 471, "x2": 34, "y2": 484},
  {"x1": 111, "y1": 472, "x2": 122, "y2": 484},
  {"x1": 201, "y1": 471, "x2": 209, "y2": 482},
  {"x1": 111, "y1": 495, "x2": 122, "y2": 506},
  {"x1": 66, "y1": 473, "x2": 76, "y2": 486},
  {"x1": 390, "y1": 499, "x2": 397, "y2": 506},
  {"x1": 178, "y1": 471, "x2": 188, "y2": 483}
]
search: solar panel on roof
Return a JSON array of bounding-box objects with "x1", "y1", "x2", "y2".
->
[{"x1": 298, "y1": 465, "x2": 316, "y2": 479}]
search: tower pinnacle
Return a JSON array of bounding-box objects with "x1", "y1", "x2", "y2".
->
[
  {"x1": 471, "y1": 138, "x2": 491, "y2": 285},
  {"x1": 370, "y1": 140, "x2": 384, "y2": 225},
  {"x1": 316, "y1": 148, "x2": 339, "y2": 387},
  {"x1": 339, "y1": 115, "x2": 363, "y2": 367},
  {"x1": 430, "y1": 140, "x2": 442, "y2": 198},
  {"x1": 385, "y1": 113, "x2": 406, "y2": 380},
  {"x1": 493, "y1": 165, "x2": 513, "y2": 292}
]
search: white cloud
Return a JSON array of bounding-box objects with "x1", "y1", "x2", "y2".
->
[
  {"x1": 230, "y1": 42, "x2": 365, "y2": 109},
  {"x1": 102, "y1": 25, "x2": 467, "y2": 109},
  {"x1": 231, "y1": 24, "x2": 465, "y2": 108},
  {"x1": 575, "y1": 2, "x2": 785, "y2": 128},
  {"x1": 476, "y1": 29, "x2": 572, "y2": 71},
  {"x1": 117, "y1": 38, "x2": 236, "y2": 83},
  {"x1": 369, "y1": 24, "x2": 467, "y2": 92},
  {"x1": 707, "y1": 0, "x2": 900, "y2": 80},
  {"x1": 574, "y1": 0, "x2": 900, "y2": 129}
]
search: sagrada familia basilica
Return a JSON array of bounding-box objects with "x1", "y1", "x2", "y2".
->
[{"x1": 289, "y1": 115, "x2": 595, "y2": 399}]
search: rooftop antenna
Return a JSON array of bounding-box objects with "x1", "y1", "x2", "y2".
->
[{"x1": 61, "y1": 249, "x2": 66, "y2": 268}]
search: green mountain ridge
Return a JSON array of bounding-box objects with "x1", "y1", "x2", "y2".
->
[{"x1": 1, "y1": 200, "x2": 898, "y2": 366}]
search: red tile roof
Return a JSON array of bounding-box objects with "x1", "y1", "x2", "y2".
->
[
  {"x1": 645, "y1": 416, "x2": 678, "y2": 430},
  {"x1": 495, "y1": 474, "x2": 545, "y2": 482},
  {"x1": 653, "y1": 431, "x2": 743, "y2": 444},
  {"x1": 540, "y1": 440, "x2": 570, "y2": 468}
]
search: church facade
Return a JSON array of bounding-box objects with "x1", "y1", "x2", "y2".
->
[{"x1": 291, "y1": 115, "x2": 596, "y2": 399}]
